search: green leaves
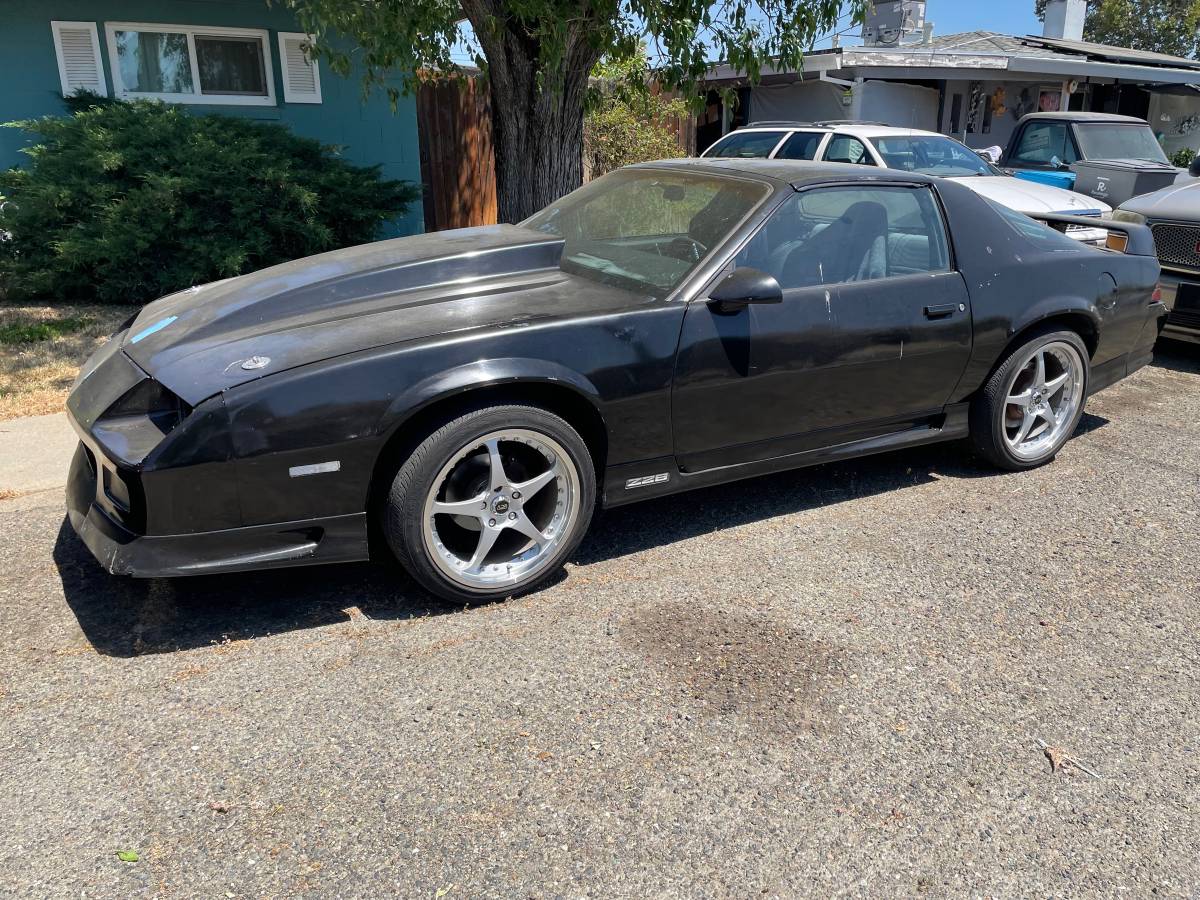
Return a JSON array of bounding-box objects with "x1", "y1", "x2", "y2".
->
[
  {"x1": 280, "y1": 0, "x2": 859, "y2": 218},
  {"x1": 586, "y1": 47, "x2": 691, "y2": 176},
  {"x1": 285, "y1": 0, "x2": 861, "y2": 102},
  {"x1": 0, "y1": 99, "x2": 420, "y2": 305}
]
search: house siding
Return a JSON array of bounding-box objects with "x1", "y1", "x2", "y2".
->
[{"x1": 0, "y1": 0, "x2": 423, "y2": 235}]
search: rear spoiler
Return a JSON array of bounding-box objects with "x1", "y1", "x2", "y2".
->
[{"x1": 1028, "y1": 212, "x2": 1156, "y2": 257}]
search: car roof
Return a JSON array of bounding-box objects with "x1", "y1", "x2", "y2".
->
[
  {"x1": 834, "y1": 124, "x2": 946, "y2": 139},
  {"x1": 1016, "y1": 111, "x2": 1147, "y2": 124},
  {"x1": 722, "y1": 122, "x2": 952, "y2": 140},
  {"x1": 631, "y1": 157, "x2": 938, "y2": 189}
]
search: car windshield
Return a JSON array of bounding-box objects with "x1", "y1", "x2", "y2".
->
[
  {"x1": 522, "y1": 169, "x2": 770, "y2": 296},
  {"x1": 1074, "y1": 123, "x2": 1169, "y2": 163},
  {"x1": 704, "y1": 131, "x2": 787, "y2": 158},
  {"x1": 873, "y1": 135, "x2": 998, "y2": 176}
]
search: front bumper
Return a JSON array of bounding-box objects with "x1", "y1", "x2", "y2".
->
[
  {"x1": 1157, "y1": 270, "x2": 1200, "y2": 344},
  {"x1": 66, "y1": 441, "x2": 369, "y2": 577}
]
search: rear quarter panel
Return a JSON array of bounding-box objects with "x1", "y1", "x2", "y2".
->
[{"x1": 936, "y1": 180, "x2": 1159, "y2": 400}]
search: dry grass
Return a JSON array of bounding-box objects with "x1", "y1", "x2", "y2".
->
[{"x1": 0, "y1": 304, "x2": 130, "y2": 420}]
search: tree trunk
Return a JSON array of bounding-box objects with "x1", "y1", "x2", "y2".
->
[{"x1": 463, "y1": 1, "x2": 601, "y2": 223}]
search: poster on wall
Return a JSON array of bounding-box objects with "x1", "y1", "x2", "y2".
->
[
  {"x1": 966, "y1": 81, "x2": 983, "y2": 133},
  {"x1": 1039, "y1": 89, "x2": 1062, "y2": 113},
  {"x1": 991, "y1": 87, "x2": 1007, "y2": 118},
  {"x1": 1011, "y1": 87, "x2": 1036, "y2": 120}
]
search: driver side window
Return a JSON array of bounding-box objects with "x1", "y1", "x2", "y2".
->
[
  {"x1": 736, "y1": 186, "x2": 950, "y2": 289},
  {"x1": 1012, "y1": 122, "x2": 1079, "y2": 167}
]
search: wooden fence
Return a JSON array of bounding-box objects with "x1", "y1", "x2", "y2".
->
[
  {"x1": 416, "y1": 76, "x2": 498, "y2": 232},
  {"x1": 417, "y1": 75, "x2": 695, "y2": 231}
]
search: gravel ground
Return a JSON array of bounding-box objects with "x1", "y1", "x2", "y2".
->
[{"x1": 1, "y1": 343, "x2": 1198, "y2": 898}]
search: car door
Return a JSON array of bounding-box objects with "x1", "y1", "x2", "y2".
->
[
  {"x1": 1005, "y1": 120, "x2": 1081, "y2": 171},
  {"x1": 672, "y1": 183, "x2": 972, "y2": 472}
]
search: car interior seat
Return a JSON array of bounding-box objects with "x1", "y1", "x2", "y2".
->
[{"x1": 782, "y1": 201, "x2": 889, "y2": 286}]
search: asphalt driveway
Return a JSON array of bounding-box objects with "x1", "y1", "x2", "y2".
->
[{"x1": 1, "y1": 344, "x2": 1198, "y2": 897}]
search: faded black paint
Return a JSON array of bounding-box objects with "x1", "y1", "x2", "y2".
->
[{"x1": 64, "y1": 160, "x2": 1165, "y2": 578}]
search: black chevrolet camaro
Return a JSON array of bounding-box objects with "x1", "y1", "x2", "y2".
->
[{"x1": 66, "y1": 159, "x2": 1165, "y2": 602}]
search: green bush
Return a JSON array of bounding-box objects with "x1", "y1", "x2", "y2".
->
[
  {"x1": 584, "y1": 50, "x2": 690, "y2": 180},
  {"x1": 0, "y1": 97, "x2": 420, "y2": 304},
  {"x1": 1171, "y1": 147, "x2": 1197, "y2": 168}
]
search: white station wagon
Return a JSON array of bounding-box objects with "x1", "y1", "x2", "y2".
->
[{"x1": 702, "y1": 121, "x2": 1112, "y2": 245}]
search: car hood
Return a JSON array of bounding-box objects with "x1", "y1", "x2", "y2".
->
[
  {"x1": 121, "y1": 224, "x2": 649, "y2": 405},
  {"x1": 1117, "y1": 178, "x2": 1200, "y2": 220},
  {"x1": 948, "y1": 175, "x2": 1112, "y2": 215}
]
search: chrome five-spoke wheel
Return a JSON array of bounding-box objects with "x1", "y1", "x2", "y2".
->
[
  {"x1": 970, "y1": 328, "x2": 1090, "y2": 471},
  {"x1": 421, "y1": 428, "x2": 582, "y2": 591},
  {"x1": 1002, "y1": 340, "x2": 1085, "y2": 461}
]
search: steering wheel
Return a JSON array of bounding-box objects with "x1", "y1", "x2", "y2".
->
[{"x1": 664, "y1": 235, "x2": 707, "y2": 262}]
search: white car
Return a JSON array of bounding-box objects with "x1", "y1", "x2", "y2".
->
[{"x1": 702, "y1": 122, "x2": 1112, "y2": 244}]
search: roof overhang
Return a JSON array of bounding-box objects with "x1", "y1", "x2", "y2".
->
[
  {"x1": 1004, "y1": 54, "x2": 1200, "y2": 85},
  {"x1": 704, "y1": 50, "x2": 844, "y2": 86},
  {"x1": 706, "y1": 42, "x2": 1200, "y2": 89}
]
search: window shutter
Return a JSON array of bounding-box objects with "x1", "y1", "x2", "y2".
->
[
  {"x1": 50, "y1": 21, "x2": 107, "y2": 97},
  {"x1": 278, "y1": 32, "x2": 322, "y2": 104}
]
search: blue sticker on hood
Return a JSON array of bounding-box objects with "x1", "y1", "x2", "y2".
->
[{"x1": 129, "y1": 316, "x2": 178, "y2": 344}]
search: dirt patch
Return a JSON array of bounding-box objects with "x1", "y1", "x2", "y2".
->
[
  {"x1": 0, "y1": 304, "x2": 129, "y2": 420},
  {"x1": 621, "y1": 602, "x2": 849, "y2": 735}
]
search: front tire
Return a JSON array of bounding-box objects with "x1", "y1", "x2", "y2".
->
[
  {"x1": 383, "y1": 405, "x2": 596, "y2": 603},
  {"x1": 970, "y1": 328, "x2": 1089, "y2": 471}
]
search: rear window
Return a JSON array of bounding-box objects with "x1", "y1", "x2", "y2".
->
[
  {"x1": 1074, "y1": 123, "x2": 1169, "y2": 163},
  {"x1": 985, "y1": 198, "x2": 1081, "y2": 252},
  {"x1": 705, "y1": 131, "x2": 786, "y2": 158}
]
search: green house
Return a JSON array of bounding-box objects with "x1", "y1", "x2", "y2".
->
[{"x1": 0, "y1": 0, "x2": 424, "y2": 235}]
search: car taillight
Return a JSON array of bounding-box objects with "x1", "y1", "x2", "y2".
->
[{"x1": 1152, "y1": 283, "x2": 1163, "y2": 304}]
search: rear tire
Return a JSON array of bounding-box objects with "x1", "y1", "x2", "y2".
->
[
  {"x1": 969, "y1": 328, "x2": 1089, "y2": 471},
  {"x1": 382, "y1": 405, "x2": 595, "y2": 603}
]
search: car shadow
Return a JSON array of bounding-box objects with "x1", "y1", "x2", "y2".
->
[
  {"x1": 54, "y1": 430, "x2": 1104, "y2": 658},
  {"x1": 1153, "y1": 339, "x2": 1200, "y2": 375},
  {"x1": 1074, "y1": 411, "x2": 1109, "y2": 436},
  {"x1": 52, "y1": 521, "x2": 455, "y2": 658}
]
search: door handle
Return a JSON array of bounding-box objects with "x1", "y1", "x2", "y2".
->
[{"x1": 924, "y1": 303, "x2": 959, "y2": 319}]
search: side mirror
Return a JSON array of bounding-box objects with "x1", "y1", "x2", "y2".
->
[
  {"x1": 1189, "y1": 157, "x2": 1200, "y2": 178},
  {"x1": 708, "y1": 267, "x2": 783, "y2": 314}
]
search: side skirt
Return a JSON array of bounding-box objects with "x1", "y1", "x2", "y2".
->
[
  {"x1": 1086, "y1": 352, "x2": 1138, "y2": 397},
  {"x1": 602, "y1": 403, "x2": 970, "y2": 508}
]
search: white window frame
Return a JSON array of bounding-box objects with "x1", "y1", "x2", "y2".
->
[
  {"x1": 50, "y1": 21, "x2": 108, "y2": 97},
  {"x1": 104, "y1": 22, "x2": 276, "y2": 106},
  {"x1": 277, "y1": 32, "x2": 322, "y2": 104}
]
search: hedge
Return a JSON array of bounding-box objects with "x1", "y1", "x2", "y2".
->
[{"x1": 0, "y1": 96, "x2": 420, "y2": 304}]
